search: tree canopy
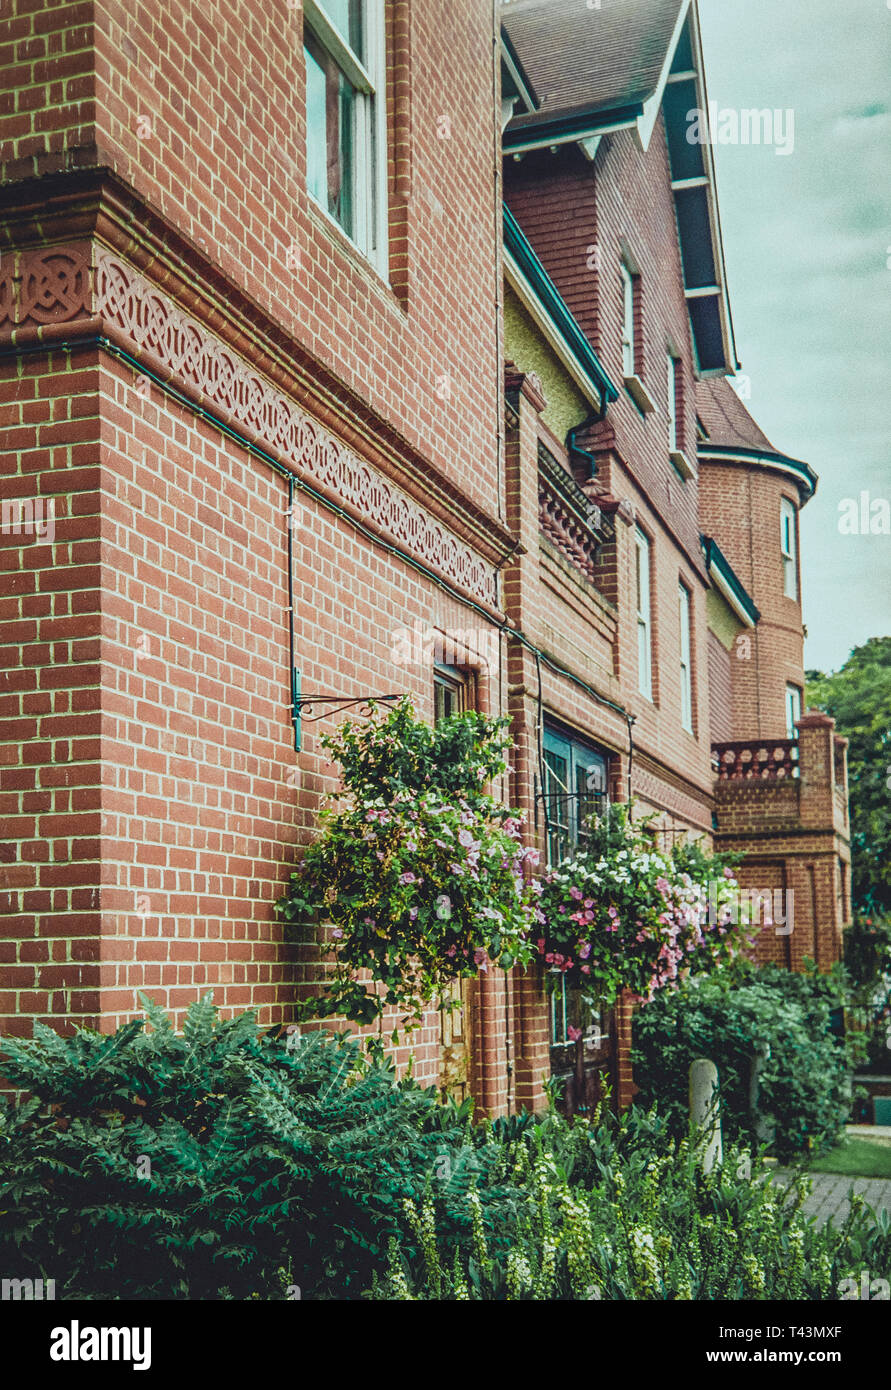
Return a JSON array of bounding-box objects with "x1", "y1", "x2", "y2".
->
[{"x1": 806, "y1": 637, "x2": 891, "y2": 916}]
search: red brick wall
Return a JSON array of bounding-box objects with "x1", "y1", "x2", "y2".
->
[
  {"x1": 0, "y1": 0, "x2": 512, "y2": 1101},
  {"x1": 505, "y1": 120, "x2": 702, "y2": 571},
  {"x1": 699, "y1": 460, "x2": 806, "y2": 741},
  {"x1": 708, "y1": 630, "x2": 734, "y2": 745},
  {"x1": 1, "y1": 346, "x2": 103, "y2": 1037}
]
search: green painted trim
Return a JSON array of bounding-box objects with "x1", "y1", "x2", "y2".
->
[
  {"x1": 698, "y1": 444, "x2": 818, "y2": 499},
  {"x1": 504, "y1": 207, "x2": 619, "y2": 406},
  {"x1": 701, "y1": 535, "x2": 760, "y2": 626},
  {"x1": 503, "y1": 101, "x2": 645, "y2": 151}
]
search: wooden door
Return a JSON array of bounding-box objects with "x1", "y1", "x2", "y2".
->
[{"x1": 439, "y1": 978, "x2": 472, "y2": 1103}]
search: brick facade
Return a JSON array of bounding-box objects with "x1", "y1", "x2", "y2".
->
[{"x1": 1, "y1": 0, "x2": 851, "y2": 1114}]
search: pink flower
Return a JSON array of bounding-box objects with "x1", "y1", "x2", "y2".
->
[
  {"x1": 567, "y1": 1026, "x2": 583, "y2": 1042},
  {"x1": 332, "y1": 927, "x2": 343, "y2": 938},
  {"x1": 536, "y1": 937, "x2": 546, "y2": 952},
  {"x1": 458, "y1": 829, "x2": 475, "y2": 848},
  {"x1": 608, "y1": 906, "x2": 619, "y2": 919},
  {"x1": 579, "y1": 942, "x2": 592, "y2": 960},
  {"x1": 569, "y1": 887, "x2": 583, "y2": 902},
  {"x1": 399, "y1": 872, "x2": 418, "y2": 885},
  {"x1": 580, "y1": 964, "x2": 591, "y2": 975}
]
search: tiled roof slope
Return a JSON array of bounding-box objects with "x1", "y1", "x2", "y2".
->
[
  {"x1": 503, "y1": 0, "x2": 685, "y2": 128},
  {"x1": 695, "y1": 376, "x2": 777, "y2": 454}
]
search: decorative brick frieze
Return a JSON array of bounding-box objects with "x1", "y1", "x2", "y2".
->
[
  {"x1": 0, "y1": 238, "x2": 499, "y2": 612},
  {"x1": 0, "y1": 244, "x2": 92, "y2": 327}
]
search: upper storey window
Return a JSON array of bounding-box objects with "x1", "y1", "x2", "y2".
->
[
  {"x1": 304, "y1": 0, "x2": 387, "y2": 268},
  {"x1": 635, "y1": 527, "x2": 653, "y2": 700},
  {"x1": 621, "y1": 263, "x2": 635, "y2": 378},
  {"x1": 620, "y1": 259, "x2": 656, "y2": 414},
  {"x1": 780, "y1": 497, "x2": 798, "y2": 599}
]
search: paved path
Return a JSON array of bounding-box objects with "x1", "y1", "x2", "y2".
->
[{"x1": 773, "y1": 1170, "x2": 891, "y2": 1227}]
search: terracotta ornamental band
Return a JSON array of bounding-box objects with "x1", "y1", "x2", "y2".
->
[{"x1": 0, "y1": 243, "x2": 500, "y2": 614}]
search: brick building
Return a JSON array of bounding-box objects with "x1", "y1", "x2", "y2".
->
[{"x1": 0, "y1": 0, "x2": 849, "y2": 1114}]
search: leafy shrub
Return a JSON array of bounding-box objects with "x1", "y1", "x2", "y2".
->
[
  {"x1": 0, "y1": 997, "x2": 524, "y2": 1300},
  {"x1": 371, "y1": 1103, "x2": 891, "y2": 1300},
  {"x1": 631, "y1": 964, "x2": 852, "y2": 1160},
  {"x1": 844, "y1": 915, "x2": 891, "y2": 1070},
  {"x1": 2, "y1": 999, "x2": 886, "y2": 1302},
  {"x1": 276, "y1": 698, "x2": 539, "y2": 1027}
]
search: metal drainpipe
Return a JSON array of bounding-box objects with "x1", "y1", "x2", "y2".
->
[{"x1": 287, "y1": 474, "x2": 300, "y2": 752}]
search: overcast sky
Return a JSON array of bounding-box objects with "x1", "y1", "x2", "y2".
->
[{"x1": 697, "y1": 0, "x2": 891, "y2": 675}]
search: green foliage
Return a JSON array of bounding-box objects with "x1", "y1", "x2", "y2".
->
[
  {"x1": 844, "y1": 915, "x2": 891, "y2": 1070},
  {"x1": 371, "y1": 1104, "x2": 891, "y2": 1300},
  {"x1": 276, "y1": 698, "x2": 538, "y2": 1026},
  {"x1": 631, "y1": 964, "x2": 852, "y2": 1160},
  {"x1": 0, "y1": 997, "x2": 522, "y2": 1300},
  {"x1": 536, "y1": 805, "x2": 751, "y2": 1007},
  {"x1": 3, "y1": 1001, "x2": 888, "y2": 1302},
  {"x1": 807, "y1": 637, "x2": 891, "y2": 915}
]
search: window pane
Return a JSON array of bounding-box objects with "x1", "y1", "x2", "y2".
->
[
  {"x1": 679, "y1": 584, "x2": 692, "y2": 731},
  {"x1": 544, "y1": 749, "x2": 570, "y2": 866},
  {"x1": 305, "y1": 32, "x2": 356, "y2": 238},
  {"x1": 667, "y1": 353, "x2": 677, "y2": 450},
  {"x1": 621, "y1": 266, "x2": 634, "y2": 375},
  {"x1": 322, "y1": 0, "x2": 364, "y2": 60}
]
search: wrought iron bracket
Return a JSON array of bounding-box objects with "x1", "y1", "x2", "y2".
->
[{"x1": 294, "y1": 693, "x2": 402, "y2": 724}]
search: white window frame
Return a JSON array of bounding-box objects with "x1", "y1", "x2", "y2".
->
[
  {"x1": 635, "y1": 527, "x2": 653, "y2": 700},
  {"x1": 304, "y1": 0, "x2": 388, "y2": 272},
  {"x1": 621, "y1": 263, "x2": 635, "y2": 377},
  {"x1": 785, "y1": 683, "x2": 802, "y2": 739},
  {"x1": 667, "y1": 350, "x2": 679, "y2": 453},
  {"x1": 780, "y1": 497, "x2": 798, "y2": 600},
  {"x1": 679, "y1": 582, "x2": 693, "y2": 733}
]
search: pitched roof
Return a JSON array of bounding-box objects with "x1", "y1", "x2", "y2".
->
[
  {"x1": 503, "y1": 0, "x2": 686, "y2": 132},
  {"x1": 696, "y1": 377, "x2": 818, "y2": 501},
  {"x1": 695, "y1": 377, "x2": 777, "y2": 454}
]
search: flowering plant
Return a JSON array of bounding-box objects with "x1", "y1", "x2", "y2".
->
[
  {"x1": 536, "y1": 805, "x2": 752, "y2": 1007},
  {"x1": 277, "y1": 699, "x2": 539, "y2": 1027}
]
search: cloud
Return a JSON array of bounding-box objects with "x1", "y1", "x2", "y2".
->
[{"x1": 699, "y1": 0, "x2": 891, "y2": 673}]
